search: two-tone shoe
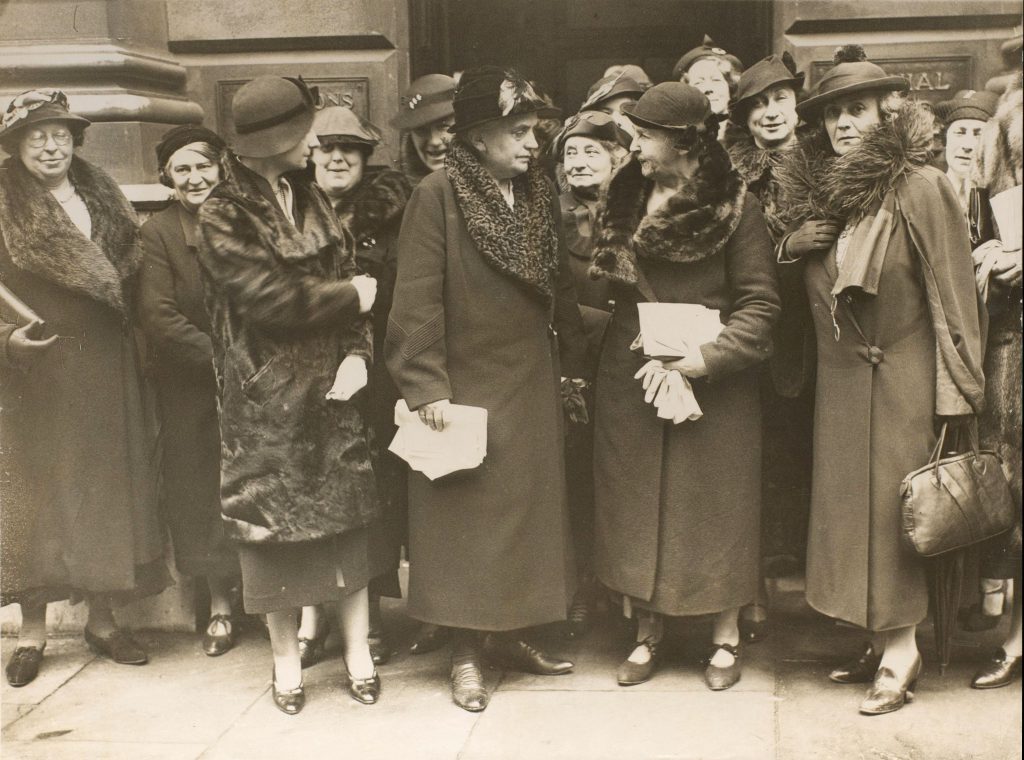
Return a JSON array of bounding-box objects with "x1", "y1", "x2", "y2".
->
[
  {"x1": 616, "y1": 637, "x2": 660, "y2": 686},
  {"x1": 202, "y1": 614, "x2": 235, "y2": 657},
  {"x1": 704, "y1": 642, "x2": 742, "y2": 691}
]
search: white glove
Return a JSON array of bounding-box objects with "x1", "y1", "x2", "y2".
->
[
  {"x1": 326, "y1": 355, "x2": 368, "y2": 401},
  {"x1": 351, "y1": 274, "x2": 378, "y2": 314}
]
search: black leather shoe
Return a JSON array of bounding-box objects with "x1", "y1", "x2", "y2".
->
[
  {"x1": 368, "y1": 629, "x2": 391, "y2": 666},
  {"x1": 298, "y1": 617, "x2": 328, "y2": 669},
  {"x1": 704, "y1": 642, "x2": 742, "y2": 691},
  {"x1": 971, "y1": 648, "x2": 1022, "y2": 689},
  {"x1": 450, "y1": 658, "x2": 488, "y2": 712},
  {"x1": 485, "y1": 635, "x2": 573, "y2": 676},
  {"x1": 739, "y1": 604, "x2": 769, "y2": 644},
  {"x1": 271, "y1": 670, "x2": 305, "y2": 715},
  {"x1": 202, "y1": 614, "x2": 235, "y2": 657},
  {"x1": 410, "y1": 623, "x2": 449, "y2": 655},
  {"x1": 84, "y1": 628, "x2": 148, "y2": 665},
  {"x1": 347, "y1": 669, "x2": 382, "y2": 705},
  {"x1": 859, "y1": 655, "x2": 921, "y2": 715},
  {"x1": 565, "y1": 592, "x2": 591, "y2": 640},
  {"x1": 5, "y1": 644, "x2": 44, "y2": 687},
  {"x1": 829, "y1": 643, "x2": 881, "y2": 684},
  {"x1": 616, "y1": 637, "x2": 660, "y2": 686}
]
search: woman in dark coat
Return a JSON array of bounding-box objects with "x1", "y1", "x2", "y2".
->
[
  {"x1": 1, "y1": 90, "x2": 170, "y2": 688},
  {"x1": 386, "y1": 67, "x2": 588, "y2": 712},
  {"x1": 590, "y1": 83, "x2": 780, "y2": 691},
  {"x1": 779, "y1": 46, "x2": 986, "y2": 714},
  {"x1": 137, "y1": 125, "x2": 240, "y2": 657},
  {"x1": 196, "y1": 76, "x2": 383, "y2": 713}
]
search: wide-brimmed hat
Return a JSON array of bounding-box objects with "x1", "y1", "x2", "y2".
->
[
  {"x1": 390, "y1": 74, "x2": 457, "y2": 131},
  {"x1": 622, "y1": 82, "x2": 711, "y2": 131},
  {"x1": 450, "y1": 66, "x2": 547, "y2": 134},
  {"x1": 672, "y1": 35, "x2": 744, "y2": 81},
  {"x1": 729, "y1": 54, "x2": 805, "y2": 123},
  {"x1": 313, "y1": 106, "x2": 383, "y2": 147},
  {"x1": 934, "y1": 89, "x2": 1000, "y2": 125},
  {"x1": 580, "y1": 73, "x2": 646, "y2": 113},
  {"x1": 231, "y1": 76, "x2": 317, "y2": 159},
  {"x1": 555, "y1": 111, "x2": 633, "y2": 155},
  {"x1": 797, "y1": 46, "x2": 908, "y2": 118},
  {"x1": 0, "y1": 89, "x2": 90, "y2": 143},
  {"x1": 155, "y1": 124, "x2": 226, "y2": 170}
]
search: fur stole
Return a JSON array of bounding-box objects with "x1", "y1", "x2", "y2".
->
[
  {"x1": 975, "y1": 70, "x2": 1023, "y2": 196},
  {"x1": 332, "y1": 167, "x2": 411, "y2": 243},
  {"x1": 589, "y1": 151, "x2": 746, "y2": 286},
  {"x1": 778, "y1": 100, "x2": 934, "y2": 226},
  {"x1": 723, "y1": 125, "x2": 806, "y2": 241},
  {"x1": 0, "y1": 156, "x2": 140, "y2": 313},
  {"x1": 445, "y1": 140, "x2": 559, "y2": 302},
  {"x1": 399, "y1": 133, "x2": 433, "y2": 186}
]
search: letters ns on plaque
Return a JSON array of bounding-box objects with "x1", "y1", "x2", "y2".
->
[{"x1": 809, "y1": 57, "x2": 973, "y2": 107}]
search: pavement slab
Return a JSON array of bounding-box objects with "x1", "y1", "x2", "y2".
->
[
  {"x1": 0, "y1": 740, "x2": 207, "y2": 760},
  {"x1": 1, "y1": 637, "x2": 94, "y2": 707}
]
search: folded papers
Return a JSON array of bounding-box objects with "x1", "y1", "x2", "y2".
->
[
  {"x1": 389, "y1": 400, "x2": 487, "y2": 480},
  {"x1": 636, "y1": 302, "x2": 724, "y2": 358}
]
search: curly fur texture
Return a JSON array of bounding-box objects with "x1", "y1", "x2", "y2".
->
[
  {"x1": 0, "y1": 155, "x2": 140, "y2": 313},
  {"x1": 445, "y1": 139, "x2": 559, "y2": 302},
  {"x1": 332, "y1": 166, "x2": 412, "y2": 243},
  {"x1": 589, "y1": 137, "x2": 746, "y2": 286},
  {"x1": 975, "y1": 70, "x2": 1023, "y2": 196}
]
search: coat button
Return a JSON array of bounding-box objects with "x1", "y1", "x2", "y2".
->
[
  {"x1": 868, "y1": 346, "x2": 885, "y2": 365},
  {"x1": 548, "y1": 323, "x2": 558, "y2": 339}
]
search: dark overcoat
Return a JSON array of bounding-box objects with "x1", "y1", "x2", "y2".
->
[
  {"x1": 589, "y1": 155, "x2": 781, "y2": 616},
  {"x1": 197, "y1": 157, "x2": 377, "y2": 545},
  {"x1": 137, "y1": 202, "x2": 237, "y2": 578},
  {"x1": 385, "y1": 144, "x2": 587, "y2": 631},
  {"x1": 0, "y1": 156, "x2": 169, "y2": 607}
]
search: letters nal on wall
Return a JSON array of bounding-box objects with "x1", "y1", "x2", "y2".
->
[{"x1": 810, "y1": 57, "x2": 974, "y2": 107}]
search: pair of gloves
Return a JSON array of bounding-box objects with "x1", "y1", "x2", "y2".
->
[
  {"x1": 634, "y1": 359, "x2": 703, "y2": 424},
  {"x1": 324, "y1": 273, "x2": 379, "y2": 402}
]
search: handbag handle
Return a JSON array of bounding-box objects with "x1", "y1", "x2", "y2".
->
[{"x1": 930, "y1": 418, "x2": 984, "y2": 481}]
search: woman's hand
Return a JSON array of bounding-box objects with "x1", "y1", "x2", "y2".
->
[
  {"x1": 6, "y1": 320, "x2": 57, "y2": 368},
  {"x1": 417, "y1": 399, "x2": 451, "y2": 432},
  {"x1": 782, "y1": 220, "x2": 841, "y2": 260},
  {"x1": 662, "y1": 352, "x2": 708, "y2": 379},
  {"x1": 351, "y1": 274, "x2": 378, "y2": 314},
  {"x1": 992, "y1": 248, "x2": 1022, "y2": 288}
]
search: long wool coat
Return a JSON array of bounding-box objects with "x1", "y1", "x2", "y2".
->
[
  {"x1": 137, "y1": 202, "x2": 237, "y2": 579},
  {"x1": 197, "y1": 157, "x2": 378, "y2": 545},
  {"x1": 0, "y1": 156, "x2": 169, "y2": 607},
  {"x1": 781, "y1": 102, "x2": 986, "y2": 631},
  {"x1": 590, "y1": 153, "x2": 781, "y2": 616},
  {"x1": 385, "y1": 142, "x2": 587, "y2": 631}
]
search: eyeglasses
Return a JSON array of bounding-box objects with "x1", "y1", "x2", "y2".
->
[
  {"x1": 23, "y1": 128, "x2": 73, "y2": 149},
  {"x1": 2, "y1": 89, "x2": 69, "y2": 130}
]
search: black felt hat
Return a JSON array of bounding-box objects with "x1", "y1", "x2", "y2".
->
[
  {"x1": 797, "y1": 46, "x2": 908, "y2": 118},
  {"x1": 672, "y1": 35, "x2": 744, "y2": 80},
  {"x1": 934, "y1": 89, "x2": 1000, "y2": 126},
  {"x1": 450, "y1": 66, "x2": 547, "y2": 133},
  {"x1": 155, "y1": 124, "x2": 226, "y2": 170},
  {"x1": 622, "y1": 82, "x2": 712, "y2": 131},
  {"x1": 729, "y1": 54, "x2": 804, "y2": 123}
]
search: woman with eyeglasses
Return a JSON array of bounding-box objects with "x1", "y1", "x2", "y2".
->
[{"x1": 0, "y1": 89, "x2": 171, "y2": 687}]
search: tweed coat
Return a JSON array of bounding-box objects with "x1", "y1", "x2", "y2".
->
[
  {"x1": 385, "y1": 143, "x2": 587, "y2": 631},
  {"x1": 137, "y1": 202, "x2": 237, "y2": 578},
  {"x1": 0, "y1": 156, "x2": 169, "y2": 607},
  {"x1": 590, "y1": 153, "x2": 781, "y2": 615},
  {"x1": 197, "y1": 157, "x2": 378, "y2": 545}
]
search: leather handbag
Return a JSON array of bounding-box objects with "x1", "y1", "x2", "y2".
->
[{"x1": 900, "y1": 422, "x2": 1015, "y2": 557}]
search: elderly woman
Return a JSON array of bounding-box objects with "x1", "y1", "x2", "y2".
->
[
  {"x1": 0, "y1": 89, "x2": 170, "y2": 687},
  {"x1": 779, "y1": 46, "x2": 985, "y2": 714},
  {"x1": 137, "y1": 125, "x2": 240, "y2": 658},
  {"x1": 391, "y1": 74, "x2": 457, "y2": 187},
  {"x1": 297, "y1": 106, "x2": 412, "y2": 668},
  {"x1": 590, "y1": 83, "x2": 780, "y2": 691},
  {"x1": 197, "y1": 76, "x2": 382, "y2": 713},
  {"x1": 674, "y1": 35, "x2": 744, "y2": 138}
]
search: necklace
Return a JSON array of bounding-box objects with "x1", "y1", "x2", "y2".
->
[{"x1": 50, "y1": 184, "x2": 76, "y2": 204}]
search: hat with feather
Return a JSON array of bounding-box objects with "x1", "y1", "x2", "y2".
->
[
  {"x1": 450, "y1": 66, "x2": 549, "y2": 133},
  {"x1": 798, "y1": 45, "x2": 908, "y2": 118}
]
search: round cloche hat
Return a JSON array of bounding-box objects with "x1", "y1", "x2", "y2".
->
[
  {"x1": 313, "y1": 106, "x2": 383, "y2": 146},
  {"x1": 797, "y1": 45, "x2": 908, "y2": 118},
  {"x1": 934, "y1": 89, "x2": 1000, "y2": 125},
  {"x1": 0, "y1": 89, "x2": 90, "y2": 142},
  {"x1": 449, "y1": 66, "x2": 547, "y2": 134},
  {"x1": 730, "y1": 53, "x2": 805, "y2": 123},
  {"x1": 673, "y1": 35, "x2": 744, "y2": 80},
  {"x1": 622, "y1": 82, "x2": 712, "y2": 131},
  {"x1": 155, "y1": 124, "x2": 226, "y2": 170},
  {"x1": 555, "y1": 110, "x2": 633, "y2": 155},
  {"x1": 231, "y1": 76, "x2": 317, "y2": 158},
  {"x1": 390, "y1": 74, "x2": 457, "y2": 131}
]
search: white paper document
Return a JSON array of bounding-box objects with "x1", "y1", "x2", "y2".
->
[
  {"x1": 990, "y1": 185, "x2": 1022, "y2": 251},
  {"x1": 389, "y1": 400, "x2": 487, "y2": 480},
  {"x1": 636, "y1": 302, "x2": 724, "y2": 358}
]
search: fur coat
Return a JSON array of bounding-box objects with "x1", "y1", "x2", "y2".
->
[
  {"x1": 0, "y1": 156, "x2": 169, "y2": 606},
  {"x1": 197, "y1": 156, "x2": 378, "y2": 544}
]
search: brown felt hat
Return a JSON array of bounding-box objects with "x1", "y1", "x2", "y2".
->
[
  {"x1": 798, "y1": 46, "x2": 908, "y2": 118},
  {"x1": 729, "y1": 54, "x2": 804, "y2": 123},
  {"x1": 390, "y1": 74, "x2": 457, "y2": 131},
  {"x1": 231, "y1": 76, "x2": 317, "y2": 158},
  {"x1": 622, "y1": 82, "x2": 711, "y2": 131}
]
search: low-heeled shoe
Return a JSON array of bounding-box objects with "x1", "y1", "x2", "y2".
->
[
  {"x1": 272, "y1": 673, "x2": 305, "y2": 715},
  {"x1": 368, "y1": 630, "x2": 391, "y2": 666},
  {"x1": 409, "y1": 623, "x2": 450, "y2": 655},
  {"x1": 347, "y1": 670, "x2": 382, "y2": 704},
  {"x1": 829, "y1": 643, "x2": 881, "y2": 684},
  {"x1": 859, "y1": 655, "x2": 921, "y2": 715},
  {"x1": 450, "y1": 659, "x2": 489, "y2": 712},
  {"x1": 704, "y1": 642, "x2": 742, "y2": 691},
  {"x1": 616, "y1": 638, "x2": 659, "y2": 686},
  {"x1": 202, "y1": 614, "x2": 235, "y2": 657},
  {"x1": 5, "y1": 644, "x2": 45, "y2": 687},
  {"x1": 486, "y1": 636, "x2": 573, "y2": 676},
  {"x1": 84, "y1": 628, "x2": 148, "y2": 665},
  {"x1": 971, "y1": 648, "x2": 1022, "y2": 689}
]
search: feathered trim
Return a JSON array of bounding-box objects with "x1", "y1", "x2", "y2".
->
[
  {"x1": 589, "y1": 147, "x2": 746, "y2": 286},
  {"x1": 331, "y1": 167, "x2": 412, "y2": 243},
  {"x1": 975, "y1": 70, "x2": 1023, "y2": 196},
  {"x1": 0, "y1": 155, "x2": 140, "y2": 312}
]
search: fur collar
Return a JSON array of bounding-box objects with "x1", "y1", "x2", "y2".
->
[
  {"x1": 445, "y1": 140, "x2": 559, "y2": 302},
  {"x1": 589, "y1": 151, "x2": 746, "y2": 286},
  {"x1": 331, "y1": 167, "x2": 411, "y2": 242},
  {"x1": 779, "y1": 100, "x2": 934, "y2": 225},
  {"x1": 0, "y1": 155, "x2": 140, "y2": 312},
  {"x1": 975, "y1": 71, "x2": 1023, "y2": 196}
]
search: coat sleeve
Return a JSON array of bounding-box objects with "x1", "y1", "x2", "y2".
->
[
  {"x1": 700, "y1": 198, "x2": 782, "y2": 379},
  {"x1": 385, "y1": 180, "x2": 452, "y2": 410},
  {"x1": 137, "y1": 219, "x2": 214, "y2": 369},
  {"x1": 198, "y1": 197, "x2": 363, "y2": 333},
  {"x1": 550, "y1": 188, "x2": 588, "y2": 379}
]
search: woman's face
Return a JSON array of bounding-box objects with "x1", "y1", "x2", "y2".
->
[
  {"x1": 411, "y1": 116, "x2": 455, "y2": 172},
  {"x1": 824, "y1": 95, "x2": 882, "y2": 156},
  {"x1": 685, "y1": 58, "x2": 731, "y2": 115},
  {"x1": 746, "y1": 85, "x2": 799, "y2": 149},
  {"x1": 312, "y1": 141, "x2": 366, "y2": 196},
  {"x1": 166, "y1": 144, "x2": 221, "y2": 212},
  {"x1": 944, "y1": 118, "x2": 986, "y2": 179},
  {"x1": 473, "y1": 113, "x2": 539, "y2": 181},
  {"x1": 596, "y1": 95, "x2": 639, "y2": 136},
  {"x1": 279, "y1": 128, "x2": 318, "y2": 172},
  {"x1": 563, "y1": 135, "x2": 614, "y2": 190},
  {"x1": 631, "y1": 126, "x2": 694, "y2": 182},
  {"x1": 19, "y1": 120, "x2": 74, "y2": 186}
]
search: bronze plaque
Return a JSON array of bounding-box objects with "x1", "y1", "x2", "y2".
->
[{"x1": 809, "y1": 57, "x2": 973, "y2": 106}]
